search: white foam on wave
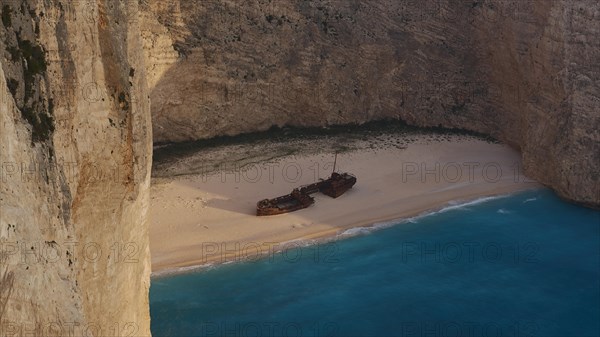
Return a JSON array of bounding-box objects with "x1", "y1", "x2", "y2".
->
[
  {"x1": 151, "y1": 239, "x2": 326, "y2": 279},
  {"x1": 337, "y1": 194, "x2": 510, "y2": 239},
  {"x1": 275, "y1": 238, "x2": 319, "y2": 251},
  {"x1": 400, "y1": 195, "x2": 506, "y2": 223},
  {"x1": 497, "y1": 208, "x2": 512, "y2": 214},
  {"x1": 339, "y1": 227, "x2": 371, "y2": 237},
  {"x1": 152, "y1": 262, "x2": 214, "y2": 278},
  {"x1": 339, "y1": 217, "x2": 403, "y2": 237},
  {"x1": 523, "y1": 197, "x2": 538, "y2": 203},
  {"x1": 436, "y1": 195, "x2": 504, "y2": 214}
]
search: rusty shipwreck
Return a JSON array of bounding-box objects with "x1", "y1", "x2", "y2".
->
[{"x1": 256, "y1": 155, "x2": 357, "y2": 216}]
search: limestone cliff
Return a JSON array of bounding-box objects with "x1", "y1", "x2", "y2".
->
[
  {"x1": 0, "y1": 0, "x2": 597, "y2": 334},
  {"x1": 146, "y1": 0, "x2": 599, "y2": 207},
  {"x1": 1, "y1": 0, "x2": 151, "y2": 335}
]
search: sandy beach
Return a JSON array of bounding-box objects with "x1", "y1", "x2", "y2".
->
[{"x1": 150, "y1": 133, "x2": 540, "y2": 274}]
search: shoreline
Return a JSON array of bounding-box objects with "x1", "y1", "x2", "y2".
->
[
  {"x1": 150, "y1": 134, "x2": 541, "y2": 276},
  {"x1": 151, "y1": 187, "x2": 540, "y2": 278}
]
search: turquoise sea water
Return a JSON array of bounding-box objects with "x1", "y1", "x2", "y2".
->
[{"x1": 150, "y1": 189, "x2": 600, "y2": 337}]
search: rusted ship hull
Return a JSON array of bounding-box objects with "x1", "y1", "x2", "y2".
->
[
  {"x1": 319, "y1": 173, "x2": 357, "y2": 198},
  {"x1": 256, "y1": 172, "x2": 357, "y2": 216},
  {"x1": 256, "y1": 192, "x2": 315, "y2": 216}
]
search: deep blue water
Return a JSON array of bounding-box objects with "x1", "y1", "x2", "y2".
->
[{"x1": 150, "y1": 189, "x2": 600, "y2": 337}]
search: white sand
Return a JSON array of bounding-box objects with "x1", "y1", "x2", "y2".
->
[{"x1": 150, "y1": 136, "x2": 540, "y2": 273}]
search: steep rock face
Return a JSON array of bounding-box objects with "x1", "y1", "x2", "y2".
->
[
  {"x1": 139, "y1": 1, "x2": 180, "y2": 90},
  {"x1": 146, "y1": 0, "x2": 598, "y2": 207},
  {"x1": 1, "y1": 0, "x2": 151, "y2": 335},
  {"x1": 468, "y1": 0, "x2": 599, "y2": 208}
]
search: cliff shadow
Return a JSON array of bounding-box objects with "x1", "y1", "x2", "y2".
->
[{"x1": 0, "y1": 252, "x2": 15, "y2": 322}]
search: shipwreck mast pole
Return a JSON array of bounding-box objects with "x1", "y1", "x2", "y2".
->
[{"x1": 332, "y1": 152, "x2": 337, "y2": 173}]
